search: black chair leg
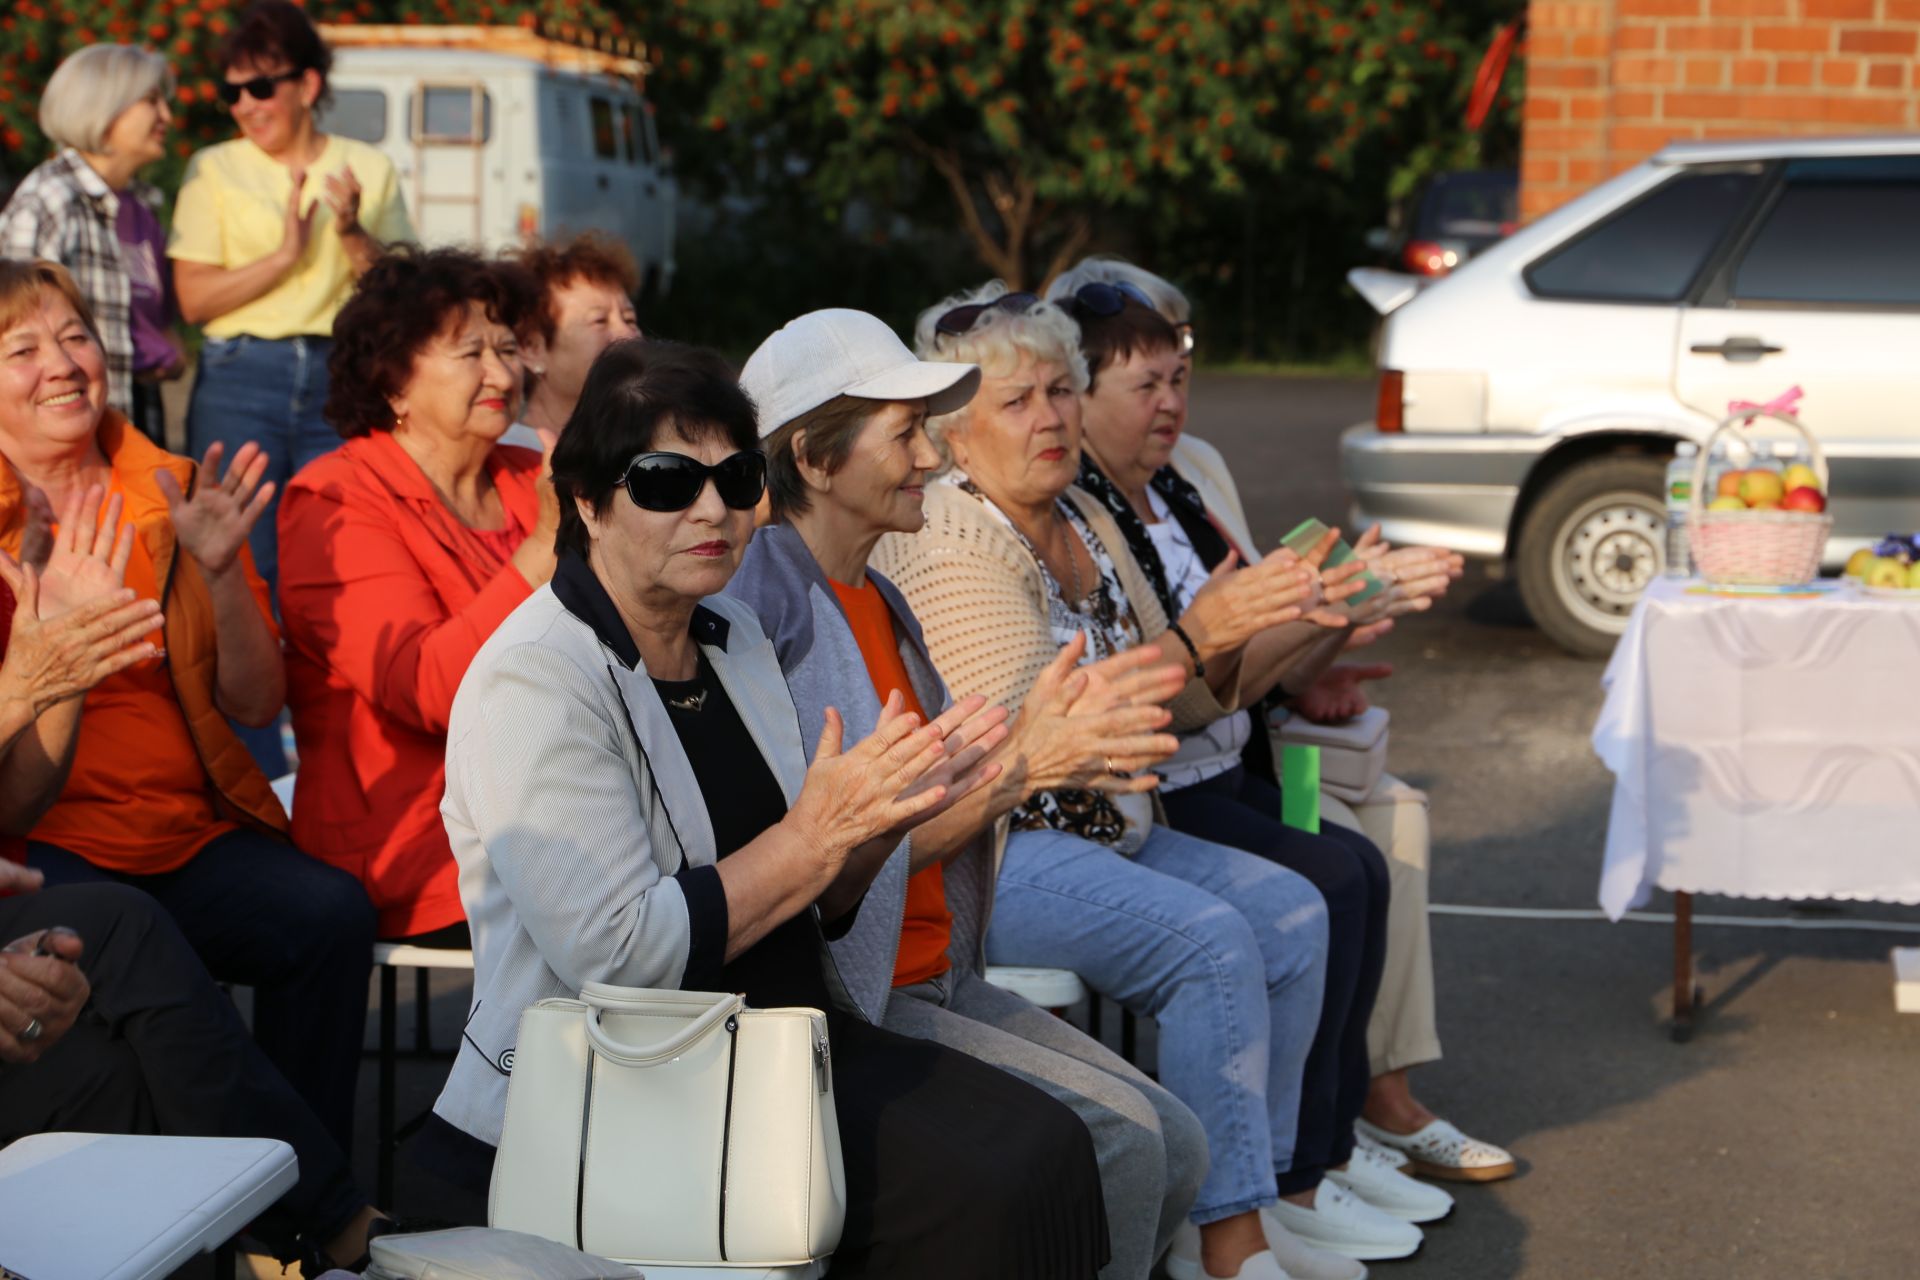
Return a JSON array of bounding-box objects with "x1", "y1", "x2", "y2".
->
[
  {"x1": 414, "y1": 966, "x2": 432, "y2": 1054},
  {"x1": 377, "y1": 964, "x2": 397, "y2": 1208}
]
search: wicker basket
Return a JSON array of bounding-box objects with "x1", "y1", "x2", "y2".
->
[{"x1": 1687, "y1": 407, "x2": 1832, "y2": 586}]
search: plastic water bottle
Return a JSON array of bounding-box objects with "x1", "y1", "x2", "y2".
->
[{"x1": 1665, "y1": 443, "x2": 1698, "y2": 579}]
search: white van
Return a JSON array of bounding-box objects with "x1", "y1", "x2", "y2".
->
[{"x1": 315, "y1": 24, "x2": 676, "y2": 295}]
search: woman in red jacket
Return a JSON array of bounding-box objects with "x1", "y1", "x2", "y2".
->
[{"x1": 278, "y1": 248, "x2": 558, "y2": 943}]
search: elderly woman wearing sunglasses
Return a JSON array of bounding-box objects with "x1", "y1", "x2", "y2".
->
[
  {"x1": 726, "y1": 309, "x2": 1210, "y2": 1280},
  {"x1": 276, "y1": 248, "x2": 555, "y2": 947},
  {"x1": 426, "y1": 338, "x2": 1112, "y2": 1277},
  {"x1": 868, "y1": 287, "x2": 1383, "y2": 1280},
  {"x1": 169, "y1": 0, "x2": 413, "y2": 609}
]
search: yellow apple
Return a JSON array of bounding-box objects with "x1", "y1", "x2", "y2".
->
[
  {"x1": 1781, "y1": 463, "x2": 1820, "y2": 494},
  {"x1": 1715, "y1": 469, "x2": 1748, "y2": 499},
  {"x1": 1738, "y1": 470, "x2": 1786, "y2": 507},
  {"x1": 1707, "y1": 496, "x2": 1747, "y2": 512},
  {"x1": 1848, "y1": 548, "x2": 1877, "y2": 577},
  {"x1": 1868, "y1": 558, "x2": 1909, "y2": 589}
]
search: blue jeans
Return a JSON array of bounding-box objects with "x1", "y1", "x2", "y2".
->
[
  {"x1": 27, "y1": 830, "x2": 377, "y2": 1155},
  {"x1": 187, "y1": 334, "x2": 335, "y2": 774},
  {"x1": 985, "y1": 824, "x2": 1330, "y2": 1225}
]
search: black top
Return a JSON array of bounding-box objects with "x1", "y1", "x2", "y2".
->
[{"x1": 654, "y1": 653, "x2": 834, "y2": 1011}]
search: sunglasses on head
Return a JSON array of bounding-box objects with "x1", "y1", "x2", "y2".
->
[
  {"x1": 935, "y1": 291, "x2": 1041, "y2": 337},
  {"x1": 621, "y1": 450, "x2": 767, "y2": 513},
  {"x1": 1067, "y1": 280, "x2": 1157, "y2": 318},
  {"x1": 217, "y1": 69, "x2": 304, "y2": 105}
]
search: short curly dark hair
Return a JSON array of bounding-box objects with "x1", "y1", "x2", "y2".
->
[
  {"x1": 325, "y1": 247, "x2": 540, "y2": 440},
  {"x1": 504, "y1": 232, "x2": 642, "y2": 348},
  {"x1": 218, "y1": 0, "x2": 332, "y2": 101}
]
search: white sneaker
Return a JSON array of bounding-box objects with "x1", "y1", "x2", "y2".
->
[
  {"x1": 1353, "y1": 1130, "x2": 1408, "y2": 1171},
  {"x1": 1262, "y1": 1181, "x2": 1423, "y2": 1262},
  {"x1": 1325, "y1": 1143, "x2": 1454, "y2": 1224},
  {"x1": 1260, "y1": 1212, "x2": 1369, "y2": 1280},
  {"x1": 1165, "y1": 1222, "x2": 1298, "y2": 1280}
]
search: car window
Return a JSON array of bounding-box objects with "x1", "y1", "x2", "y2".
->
[
  {"x1": 1416, "y1": 171, "x2": 1517, "y2": 242},
  {"x1": 410, "y1": 86, "x2": 491, "y2": 144},
  {"x1": 1526, "y1": 168, "x2": 1762, "y2": 303},
  {"x1": 590, "y1": 97, "x2": 618, "y2": 159},
  {"x1": 320, "y1": 88, "x2": 387, "y2": 144},
  {"x1": 1731, "y1": 156, "x2": 1920, "y2": 307}
]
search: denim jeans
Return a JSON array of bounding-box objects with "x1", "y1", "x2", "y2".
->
[
  {"x1": 985, "y1": 824, "x2": 1330, "y2": 1225},
  {"x1": 186, "y1": 333, "x2": 335, "y2": 774},
  {"x1": 1161, "y1": 766, "x2": 1391, "y2": 1195},
  {"x1": 27, "y1": 830, "x2": 377, "y2": 1154}
]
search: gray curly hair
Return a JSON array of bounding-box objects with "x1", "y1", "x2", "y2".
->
[{"x1": 913, "y1": 280, "x2": 1089, "y2": 448}]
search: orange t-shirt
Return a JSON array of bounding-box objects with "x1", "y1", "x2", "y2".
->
[
  {"x1": 828, "y1": 576, "x2": 953, "y2": 988},
  {"x1": 30, "y1": 476, "x2": 245, "y2": 873}
]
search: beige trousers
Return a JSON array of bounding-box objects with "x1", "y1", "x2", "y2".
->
[{"x1": 1321, "y1": 773, "x2": 1442, "y2": 1077}]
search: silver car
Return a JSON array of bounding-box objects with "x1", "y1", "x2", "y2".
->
[{"x1": 1343, "y1": 135, "x2": 1920, "y2": 656}]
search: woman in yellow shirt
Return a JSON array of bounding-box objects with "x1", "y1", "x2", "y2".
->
[{"x1": 168, "y1": 0, "x2": 412, "y2": 601}]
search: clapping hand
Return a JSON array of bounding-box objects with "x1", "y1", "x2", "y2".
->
[
  {"x1": 154, "y1": 442, "x2": 274, "y2": 579},
  {"x1": 322, "y1": 166, "x2": 364, "y2": 236},
  {"x1": 278, "y1": 168, "x2": 316, "y2": 266},
  {"x1": 786, "y1": 694, "x2": 954, "y2": 873},
  {"x1": 36, "y1": 486, "x2": 137, "y2": 618},
  {"x1": 1179, "y1": 549, "x2": 1317, "y2": 660},
  {"x1": 0, "y1": 554, "x2": 162, "y2": 715},
  {"x1": 1007, "y1": 636, "x2": 1182, "y2": 794},
  {"x1": 885, "y1": 694, "x2": 1012, "y2": 836}
]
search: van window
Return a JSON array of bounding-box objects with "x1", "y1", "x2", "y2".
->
[
  {"x1": 1525, "y1": 168, "x2": 1762, "y2": 304},
  {"x1": 621, "y1": 103, "x2": 638, "y2": 164},
  {"x1": 590, "y1": 98, "x2": 618, "y2": 159},
  {"x1": 320, "y1": 89, "x2": 387, "y2": 144},
  {"x1": 411, "y1": 86, "x2": 492, "y2": 144},
  {"x1": 1731, "y1": 157, "x2": 1920, "y2": 307},
  {"x1": 640, "y1": 104, "x2": 659, "y2": 166}
]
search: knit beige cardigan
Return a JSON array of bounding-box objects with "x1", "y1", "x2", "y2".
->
[{"x1": 871, "y1": 480, "x2": 1240, "y2": 732}]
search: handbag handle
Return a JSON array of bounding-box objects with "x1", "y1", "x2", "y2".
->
[{"x1": 581, "y1": 990, "x2": 744, "y2": 1065}]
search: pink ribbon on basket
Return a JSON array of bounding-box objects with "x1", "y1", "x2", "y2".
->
[{"x1": 1728, "y1": 385, "x2": 1804, "y2": 424}]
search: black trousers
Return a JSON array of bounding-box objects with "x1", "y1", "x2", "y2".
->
[
  {"x1": 28, "y1": 831, "x2": 377, "y2": 1152},
  {"x1": 1161, "y1": 765, "x2": 1391, "y2": 1195},
  {"x1": 0, "y1": 882, "x2": 368, "y2": 1259}
]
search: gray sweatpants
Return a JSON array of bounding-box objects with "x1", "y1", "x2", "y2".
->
[{"x1": 888, "y1": 969, "x2": 1209, "y2": 1280}]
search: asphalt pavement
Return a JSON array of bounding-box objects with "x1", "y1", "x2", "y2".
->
[{"x1": 298, "y1": 373, "x2": 1918, "y2": 1280}]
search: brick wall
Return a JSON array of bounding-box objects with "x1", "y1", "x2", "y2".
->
[{"x1": 1520, "y1": 0, "x2": 1920, "y2": 219}]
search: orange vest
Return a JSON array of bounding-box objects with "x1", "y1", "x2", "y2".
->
[{"x1": 0, "y1": 411, "x2": 288, "y2": 846}]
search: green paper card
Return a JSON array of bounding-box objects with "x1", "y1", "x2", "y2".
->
[
  {"x1": 1280, "y1": 744, "x2": 1321, "y2": 834},
  {"x1": 1280, "y1": 518, "x2": 1386, "y2": 605}
]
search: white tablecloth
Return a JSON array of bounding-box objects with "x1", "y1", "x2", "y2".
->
[{"x1": 1594, "y1": 578, "x2": 1920, "y2": 920}]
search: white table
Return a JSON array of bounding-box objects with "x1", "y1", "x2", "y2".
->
[
  {"x1": 1593, "y1": 577, "x2": 1920, "y2": 1035},
  {"x1": 0, "y1": 1132, "x2": 297, "y2": 1280}
]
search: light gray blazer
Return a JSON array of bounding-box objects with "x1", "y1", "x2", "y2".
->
[
  {"x1": 434, "y1": 553, "x2": 843, "y2": 1147},
  {"x1": 725, "y1": 522, "x2": 998, "y2": 1022}
]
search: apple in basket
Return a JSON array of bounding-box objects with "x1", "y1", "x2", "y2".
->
[
  {"x1": 1781, "y1": 487, "x2": 1826, "y2": 513},
  {"x1": 1782, "y1": 463, "x2": 1821, "y2": 494},
  {"x1": 1716, "y1": 469, "x2": 1749, "y2": 500},
  {"x1": 1707, "y1": 496, "x2": 1747, "y2": 512},
  {"x1": 1738, "y1": 470, "x2": 1787, "y2": 507}
]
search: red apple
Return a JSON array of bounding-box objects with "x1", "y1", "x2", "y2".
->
[{"x1": 1781, "y1": 486, "x2": 1827, "y2": 513}]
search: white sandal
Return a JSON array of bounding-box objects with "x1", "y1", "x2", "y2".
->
[{"x1": 1354, "y1": 1117, "x2": 1518, "y2": 1184}]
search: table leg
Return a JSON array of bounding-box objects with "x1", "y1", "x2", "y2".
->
[{"x1": 1672, "y1": 891, "x2": 1695, "y2": 1043}]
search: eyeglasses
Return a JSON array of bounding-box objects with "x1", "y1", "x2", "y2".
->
[
  {"x1": 935, "y1": 291, "x2": 1040, "y2": 337},
  {"x1": 1066, "y1": 281, "x2": 1156, "y2": 318},
  {"x1": 217, "y1": 69, "x2": 305, "y2": 105},
  {"x1": 620, "y1": 450, "x2": 767, "y2": 513}
]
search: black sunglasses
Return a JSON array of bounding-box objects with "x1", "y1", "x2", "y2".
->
[
  {"x1": 935, "y1": 291, "x2": 1041, "y2": 337},
  {"x1": 1066, "y1": 281, "x2": 1156, "y2": 318},
  {"x1": 621, "y1": 450, "x2": 767, "y2": 513},
  {"x1": 217, "y1": 69, "x2": 305, "y2": 105}
]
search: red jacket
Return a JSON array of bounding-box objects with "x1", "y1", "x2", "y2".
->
[{"x1": 278, "y1": 432, "x2": 540, "y2": 938}]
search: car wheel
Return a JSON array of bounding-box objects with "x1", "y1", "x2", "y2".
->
[{"x1": 1515, "y1": 455, "x2": 1667, "y2": 658}]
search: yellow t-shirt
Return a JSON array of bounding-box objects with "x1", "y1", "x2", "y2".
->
[{"x1": 167, "y1": 134, "x2": 413, "y2": 340}]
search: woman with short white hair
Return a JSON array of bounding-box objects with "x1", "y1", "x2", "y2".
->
[{"x1": 0, "y1": 44, "x2": 183, "y2": 439}]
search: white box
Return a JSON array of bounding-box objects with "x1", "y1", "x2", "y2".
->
[{"x1": 1893, "y1": 948, "x2": 1920, "y2": 1014}]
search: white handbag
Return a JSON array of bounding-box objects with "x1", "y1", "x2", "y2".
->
[{"x1": 490, "y1": 983, "x2": 845, "y2": 1268}]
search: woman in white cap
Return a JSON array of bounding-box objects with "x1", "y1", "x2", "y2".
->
[{"x1": 727, "y1": 308, "x2": 1208, "y2": 1280}]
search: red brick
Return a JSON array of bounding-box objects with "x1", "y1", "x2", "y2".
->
[
  {"x1": 1839, "y1": 27, "x2": 1919, "y2": 54},
  {"x1": 1524, "y1": 94, "x2": 1568, "y2": 123},
  {"x1": 1708, "y1": 0, "x2": 1789, "y2": 13},
  {"x1": 1823, "y1": 95, "x2": 1914, "y2": 124},
  {"x1": 1730, "y1": 57, "x2": 1770, "y2": 85},
  {"x1": 1804, "y1": 0, "x2": 1875, "y2": 15},
  {"x1": 1888, "y1": 0, "x2": 1920, "y2": 18},
  {"x1": 1521, "y1": 155, "x2": 1565, "y2": 187},
  {"x1": 1684, "y1": 56, "x2": 1728, "y2": 85},
  {"x1": 1619, "y1": 0, "x2": 1702, "y2": 15},
  {"x1": 1612, "y1": 90, "x2": 1658, "y2": 117},
  {"x1": 1531, "y1": 62, "x2": 1605, "y2": 88},
  {"x1": 1571, "y1": 33, "x2": 1612, "y2": 57},
  {"x1": 1615, "y1": 22, "x2": 1660, "y2": 50},
  {"x1": 1667, "y1": 24, "x2": 1746, "y2": 51},
  {"x1": 1533, "y1": 2, "x2": 1614, "y2": 29},
  {"x1": 1820, "y1": 57, "x2": 1861, "y2": 86},
  {"x1": 1529, "y1": 31, "x2": 1571, "y2": 60},
  {"x1": 1527, "y1": 125, "x2": 1606, "y2": 152},
  {"x1": 1868, "y1": 61, "x2": 1909, "y2": 89},
  {"x1": 1610, "y1": 123, "x2": 1689, "y2": 152},
  {"x1": 1734, "y1": 91, "x2": 1834, "y2": 119},
  {"x1": 1567, "y1": 156, "x2": 1605, "y2": 185},
  {"x1": 1752, "y1": 25, "x2": 1834, "y2": 52},
  {"x1": 1613, "y1": 55, "x2": 1681, "y2": 84},
  {"x1": 1662, "y1": 90, "x2": 1738, "y2": 118},
  {"x1": 1775, "y1": 57, "x2": 1815, "y2": 86}
]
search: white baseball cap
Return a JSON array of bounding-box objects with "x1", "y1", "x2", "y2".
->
[{"x1": 740, "y1": 308, "x2": 982, "y2": 439}]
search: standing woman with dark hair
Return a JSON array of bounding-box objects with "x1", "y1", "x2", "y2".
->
[
  {"x1": 277, "y1": 247, "x2": 556, "y2": 946},
  {"x1": 0, "y1": 45, "x2": 184, "y2": 441},
  {"x1": 168, "y1": 0, "x2": 413, "y2": 600}
]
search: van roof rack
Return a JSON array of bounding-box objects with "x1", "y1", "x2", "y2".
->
[{"x1": 317, "y1": 22, "x2": 650, "y2": 86}]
